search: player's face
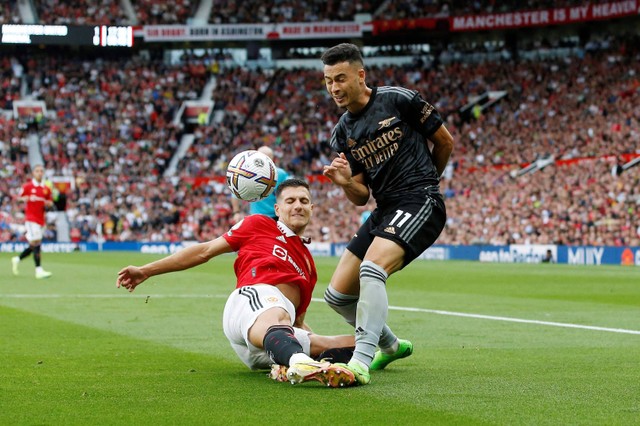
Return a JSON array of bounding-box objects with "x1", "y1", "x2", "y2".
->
[
  {"x1": 274, "y1": 186, "x2": 313, "y2": 235},
  {"x1": 324, "y1": 61, "x2": 366, "y2": 113},
  {"x1": 32, "y1": 166, "x2": 44, "y2": 182}
]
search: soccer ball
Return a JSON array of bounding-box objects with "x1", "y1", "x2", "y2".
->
[{"x1": 226, "y1": 150, "x2": 278, "y2": 202}]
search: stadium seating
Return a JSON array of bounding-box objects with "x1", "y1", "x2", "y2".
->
[
  {"x1": 376, "y1": 0, "x2": 595, "y2": 19},
  {"x1": 1, "y1": 8, "x2": 638, "y2": 246},
  {"x1": 0, "y1": 0, "x2": 21, "y2": 24}
]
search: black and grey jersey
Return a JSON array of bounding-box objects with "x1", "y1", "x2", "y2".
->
[{"x1": 329, "y1": 86, "x2": 444, "y2": 203}]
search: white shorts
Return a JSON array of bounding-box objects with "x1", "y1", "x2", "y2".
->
[
  {"x1": 222, "y1": 284, "x2": 311, "y2": 370},
  {"x1": 25, "y1": 221, "x2": 44, "y2": 243}
]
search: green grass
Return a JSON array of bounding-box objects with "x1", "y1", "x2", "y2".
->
[{"x1": 2, "y1": 252, "x2": 639, "y2": 425}]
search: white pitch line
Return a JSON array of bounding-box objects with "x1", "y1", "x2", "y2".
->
[
  {"x1": 314, "y1": 298, "x2": 640, "y2": 336},
  {"x1": 385, "y1": 305, "x2": 640, "y2": 336},
  {"x1": 2, "y1": 294, "x2": 639, "y2": 336}
]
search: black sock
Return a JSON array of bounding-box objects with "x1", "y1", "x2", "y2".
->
[
  {"x1": 262, "y1": 325, "x2": 303, "y2": 366},
  {"x1": 19, "y1": 246, "x2": 33, "y2": 260},
  {"x1": 316, "y1": 347, "x2": 355, "y2": 363},
  {"x1": 33, "y1": 245, "x2": 41, "y2": 267}
]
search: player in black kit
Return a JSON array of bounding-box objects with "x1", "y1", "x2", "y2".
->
[{"x1": 321, "y1": 43, "x2": 454, "y2": 385}]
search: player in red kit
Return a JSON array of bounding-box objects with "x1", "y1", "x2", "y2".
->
[
  {"x1": 116, "y1": 178, "x2": 356, "y2": 387},
  {"x1": 12, "y1": 164, "x2": 53, "y2": 279}
]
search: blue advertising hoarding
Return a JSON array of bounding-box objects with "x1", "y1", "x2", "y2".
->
[{"x1": 1, "y1": 241, "x2": 638, "y2": 266}]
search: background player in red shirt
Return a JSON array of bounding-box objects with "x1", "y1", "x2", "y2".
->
[
  {"x1": 116, "y1": 178, "x2": 356, "y2": 388},
  {"x1": 12, "y1": 164, "x2": 54, "y2": 279}
]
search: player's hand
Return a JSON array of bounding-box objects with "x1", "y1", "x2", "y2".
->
[
  {"x1": 323, "y1": 153, "x2": 353, "y2": 187},
  {"x1": 116, "y1": 266, "x2": 148, "y2": 292}
]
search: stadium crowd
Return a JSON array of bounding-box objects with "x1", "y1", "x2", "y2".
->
[
  {"x1": 7, "y1": 0, "x2": 619, "y2": 26},
  {"x1": 34, "y1": 0, "x2": 130, "y2": 25},
  {"x1": 377, "y1": 0, "x2": 601, "y2": 20},
  {"x1": 209, "y1": 0, "x2": 378, "y2": 24},
  {"x1": 1, "y1": 27, "x2": 638, "y2": 247},
  {"x1": 26, "y1": 0, "x2": 380, "y2": 25},
  {"x1": 0, "y1": 0, "x2": 19, "y2": 24}
]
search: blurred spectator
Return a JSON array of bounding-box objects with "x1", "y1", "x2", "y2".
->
[
  {"x1": 0, "y1": 0, "x2": 21, "y2": 24},
  {"x1": 209, "y1": 0, "x2": 380, "y2": 24},
  {"x1": 35, "y1": 0, "x2": 130, "y2": 25},
  {"x1": 135, "y1": 0, "x2": 197, "y2": 25}
]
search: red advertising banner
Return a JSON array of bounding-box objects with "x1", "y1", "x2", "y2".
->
[{"x1": 450, "y1": 0, "x2": 638, "y2": 32}]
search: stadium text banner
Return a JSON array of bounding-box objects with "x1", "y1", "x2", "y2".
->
[
  {"x1": 141, "y1": 22, "x2": 363, "y2": 42},
  {"x1": 450, "y1": 0, "x2": 638, "y2": 31}
]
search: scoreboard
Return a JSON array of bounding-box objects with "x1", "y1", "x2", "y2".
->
[{"x1": 1, "y1": 24, "x2": 133, "y2": 47}]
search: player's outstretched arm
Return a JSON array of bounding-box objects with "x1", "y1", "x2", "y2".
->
[
  {"x1": 116, "y1": 237, "x2": 233, "y2": 292},
  {"x1": 116, "y1": 266, "x2": 148, "y2": 292}
]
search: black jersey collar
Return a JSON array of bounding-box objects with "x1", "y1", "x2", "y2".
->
[{"x1": 347, "y1": 86, "x2": 377, "y2": 118}]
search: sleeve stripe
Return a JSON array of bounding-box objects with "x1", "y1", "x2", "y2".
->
[{"x1": 378, "y1": 86, "x2": 416, "y2": 100}]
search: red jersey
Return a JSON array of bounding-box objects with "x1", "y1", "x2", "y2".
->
[
  {"x1": 20, "y1": 179, "x2": 52, "y2": 226},
  {"x1": 222, "y1": 215, "x2": 317, "y2": 318}
]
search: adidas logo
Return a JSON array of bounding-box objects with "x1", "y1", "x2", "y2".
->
[
  {"x1": 276, "y1": 235, "x2": 286, "y2": 243},
  {"x1": 347, "y1": 138, "x2": 357, "y2": 148},
  {"x1": 355, "y1": 327, "x2": 367, "y2": 336},
  {"x1": 383, "y1": 226, "x2": 396, "y2": 234}
]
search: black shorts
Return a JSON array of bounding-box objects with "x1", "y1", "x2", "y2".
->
[{"x1": 346, "y1": 190, "x2": 446, "y2": 268}]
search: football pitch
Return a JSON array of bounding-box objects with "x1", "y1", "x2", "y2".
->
[{"x1": 2, "y1": 252, "x2": 639, "y2": 425}]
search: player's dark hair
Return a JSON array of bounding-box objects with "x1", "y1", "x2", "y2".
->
[
  {"x1": 275, "y1": 178, "x2": 310, "y2": 199},
  {"x1": 321, "y1": 43, "x2": 364, "y2": 67}
]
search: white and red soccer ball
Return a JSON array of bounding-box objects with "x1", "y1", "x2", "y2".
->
[{"x1": 226, "y1": 150, "x2": 278, "y2": 202}]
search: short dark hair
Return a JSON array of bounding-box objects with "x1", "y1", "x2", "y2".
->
[
  {"x1": 275, "y1": 178, "x2": 310, "y2": 200},
  {"x1": 321, "y1": 43, "x2": 364, "y2": 67}
]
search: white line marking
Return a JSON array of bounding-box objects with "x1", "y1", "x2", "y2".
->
[
  {"x1": 385, "y1": 305, "x2": 640, "y2": 336},
  {"x1": 315, "y1": 298, "x2": 640, "y2": 336},
  {"x1": 2, "y1": 294, "x2": 639, "y2": 336}
]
